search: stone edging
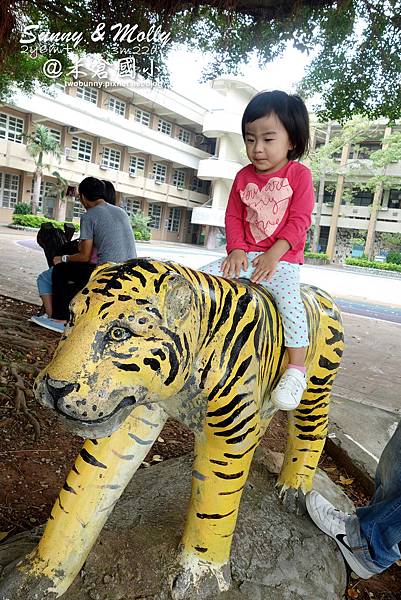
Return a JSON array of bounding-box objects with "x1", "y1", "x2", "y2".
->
[{"x1": 342, "y1": 264, "x2": 401, "y2": 279}]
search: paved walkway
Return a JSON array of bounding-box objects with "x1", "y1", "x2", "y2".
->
[{"x1": 1, "y1": 226, "x2": 399, "y2": 481}]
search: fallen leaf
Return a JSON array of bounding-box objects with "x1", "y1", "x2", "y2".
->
[
  {"x1": 339, "y1": 476, "x2": 354, "y2": 486},
  {"x1": 347, "y1": 587, "x2": 359, "y2": 598}
]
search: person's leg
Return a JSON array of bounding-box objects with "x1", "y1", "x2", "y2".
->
[
  {"x1": 36, "y1": 268, "x2": 53, "y2": 317},
  {"x1": 260, "y1": 262, "x2": 308, "y2": 410},
  {"x1": 346, "y1": 420, "x2": 401, "y2": 573}
]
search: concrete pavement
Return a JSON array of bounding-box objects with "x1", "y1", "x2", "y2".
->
[{"x1": 1, "y1": 225, "x2": 399, "y2": 485}]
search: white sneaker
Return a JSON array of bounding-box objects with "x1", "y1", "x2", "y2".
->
[
  {"x1": 271, "y1": 367, "x2": 306, "y2": 410},
  {"x1": 30, "y1": 314, "x2": 65, "y2": 333},
  {"x1": 306, "y1": 491, "x2": 376, "y2": 580}
]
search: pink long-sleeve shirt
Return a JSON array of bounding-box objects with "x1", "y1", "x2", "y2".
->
[{"x1": 225, "y1": 161, "x2": 315, "y2": 264}]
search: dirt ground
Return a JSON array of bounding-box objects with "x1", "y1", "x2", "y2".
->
[{"x1": 0, "y1": 294, "x2": 399, "y2": 600}]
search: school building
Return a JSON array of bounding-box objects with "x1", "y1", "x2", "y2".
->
[{"x1": 1, "y1": 63, "x2": 400, "y2": 259}]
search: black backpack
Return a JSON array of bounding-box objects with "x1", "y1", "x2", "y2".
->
[{"x1": 37, "y1": 222, "x2": 79, "y2": 267}]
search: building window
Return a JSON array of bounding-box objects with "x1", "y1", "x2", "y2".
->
[
  {"x1": 101, "y1": 147, "x2": 121, "y2": 170},
  {"x1": 38, "y1": 181, "x2": 57, "y2": 216},
  {"x1": 172, "y1": 169, "x2": 185, "y2": 188},
  {"x1": 157, "y1": 118, "x2": 172, "y2": 136},
  {"x1": 323, "y1": 188, "x2": 335, "y2": 203},
  {"x1": 129, "y1": 156, "x2": 146, "y2": 176},
  {"x1": 49, "y1": 129, "x2": 62, "y2": 144},
  {"x1": 148, "y1": 203, "x2": 162, "y2": 229},
  {"x1": 152, "y1": 163, "x2": 167, "y2": 183},
  {"x1": 76, "y1": 87, "x2": 98, "y2": 105},
  {"x1": 356, "y1": 142, "x2": 382, "y2": 160},
  {"x1": 121, "y1": 197, "x2": 141, "y2": 216},
  {"x1": 0, "y1": 172, "x2": 20, "y2": 208},
  {"x1": 135, "y1": 108, "x2": 151, "y2": 127},
  {"x1": 73, "y1": 197, "x2": 85, "y2": 219},
  {"x1": 177, "y1": 128, "x2": 191, "y2": 144},
  {"x1": 166, "y1": 207, "x2": 181, "y2": 233},
  {"x1": 388, "y1": 189, "x2": 401, "y2": 209},
  {"x1": 352, "y1": 189, "x2": 374, "y2": 207},
  {"x1": 190, "y1": 176, "x2": 208, "y2": 194},
  {"x1": 0, "y1": 112, "x2": 24, "y2": 144},
  {"x1": 108, "y1": 96, "x2": 126, "y2": 117},
  {"x1": 71, "y1": 137, "x2": 92, "y2": 162}
]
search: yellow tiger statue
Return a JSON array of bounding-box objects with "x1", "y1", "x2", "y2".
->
[{"x1": 0, "y1": 258, "x2": 344, "y2": 600}]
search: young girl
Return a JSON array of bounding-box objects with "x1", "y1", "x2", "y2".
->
[{"x1": 203, "y1": 90, "x2": 314, "y2": 411}]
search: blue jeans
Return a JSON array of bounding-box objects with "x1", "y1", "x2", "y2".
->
[{"x1": 346, "y1": 420, "x2": 401, "y2": 573}]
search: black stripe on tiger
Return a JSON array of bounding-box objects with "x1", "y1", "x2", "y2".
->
[
  {"x1": 309, "y1": 373, "x2": 335, "y2": 386},
  {"x1": 219, "y1": 291, "x2": 254, "y2": 368},
  {"x1": 162, "y1": 341, "x2": 179, "y2": 386},
  {"x1": 211, "y1": 411, "x2": 257, "y2": 437},
  {"x1": 224, "y1": 441, "x2": 258, "y2": 459},
  {"x1": 112, "y1": 361, "x2": 140, "y2": 372},
  {"x1": 213, "y1": 470, "x2": 244, "y2": 479},
  {"x1": 326, "y1": 325, "x2": 344, "y2": 345},
  {"x1": 319, "y1": 356, "x2": 341, "y2": 371},
  {"x1": 207, "y1": 393, "x2": 251, "y2": 418},
  {"x1": 197, "y1": 510, "x2": 235, "y2": 519},
  {"x1": 80, "y1": 449, "x2": 107, "y2": 469},
  {"x1": 208, "y1": 400, "x2": 253, "y2": 426},
  {"x1": 218, "y1": 484, "x2": 245, "y2": 496},
  {"x1": 225, "y1": 424, "x2": 257, "y2": 445}
]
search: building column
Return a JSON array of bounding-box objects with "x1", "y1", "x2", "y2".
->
[
  {"x1": 364, "y1": 126, "x2": 392, "y2": 260},
  {"x1": 312, "y1": 123, "x2": 332, "y2": 252},
  {"x1": 326, "y1": 143, "x2": 351, "y2": 261}
]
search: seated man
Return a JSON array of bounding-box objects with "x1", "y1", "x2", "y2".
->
[
  {"x1": 31, "y1": 177, "x2": 136, "y2": 332},
  {"x1": 306, "y1": 420, "x2": 401, "y2": 579}
]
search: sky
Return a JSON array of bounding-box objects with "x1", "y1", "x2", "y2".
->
[{"x1": 166, "y1": 43, "x2": 316, "y2": 105}]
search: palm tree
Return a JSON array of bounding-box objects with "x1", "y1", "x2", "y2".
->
[
  {"x1": 52, "y1": 170, "x2": 69, "y2": 221},
  {"x1": 24, "y1": 125, "x2": 61, "y2": 215}
]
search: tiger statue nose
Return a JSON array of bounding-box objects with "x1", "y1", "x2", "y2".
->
[{"x1": 46, "y1": 378, "x2": 80, "y2": 406}]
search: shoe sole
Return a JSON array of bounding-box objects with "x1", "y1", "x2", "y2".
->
[
  {"x1": 306, "y1": 495, "x2": 376, "y2": 579},
  {"x1": 30, "y1": 316, "x2": 64, "y2": 333}
]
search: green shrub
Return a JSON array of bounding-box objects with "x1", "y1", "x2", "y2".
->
[
  {"x1": 385, "y1": 251, "x2": 401, "y2": 265},
  {"x1": 12, "y1": 214, "x2": 79, "y2": 231},
  {"x1": 13, "y1": 202, "x2": 32, "y2": 215},
  {"x1": 304, "y1": 251, "x2": 329, "y2": 261},
  {"x1": 131, "y1": 212, "x2": 151, "y2": 241},
  {"x1": 345, "y1": 258, "x2": 401, "y2": 272}
]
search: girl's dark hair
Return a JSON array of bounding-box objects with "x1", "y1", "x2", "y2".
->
[
  {"x1": 78, "y1": 177, "x2": 106, "y2": 202},
  {"x1": 102, "y1": 180, "x2": 116, "y2": 205},
  {"x1": 241, "y1": 90, "x2": 310, "y2": 160}
]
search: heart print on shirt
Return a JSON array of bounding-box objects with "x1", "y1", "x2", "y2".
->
[{"x1": 239, "y1": 178, "x2": 293, "y2": 243}]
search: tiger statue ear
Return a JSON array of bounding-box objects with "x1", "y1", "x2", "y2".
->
[
  {"x1": 163, "y1": 273, "x2": 195, "y2": 327},
  {"x1": 88, "y1": 262, "x2": 114, "y2": 281}
]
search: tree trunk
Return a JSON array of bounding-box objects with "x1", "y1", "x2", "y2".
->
[
  {"x1": 312, "y1": 123, "x2": 332, "y2": 253},
  {"x1": 326, "y1": 143, "x2": 351, "y2": 261},
  {"x1": 31, "y1": 169, "x2": 42, "y2": 215},
  {"x1": 364, "y1": 126, "x2": 392, "y2": 261}
]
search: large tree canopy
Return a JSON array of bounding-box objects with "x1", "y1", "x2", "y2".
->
[{"x1": 1, "y1": 0, "x2": 400, "y2": 121}]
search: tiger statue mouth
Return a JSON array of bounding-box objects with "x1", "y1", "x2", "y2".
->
[{"x1": 36, "y1": 375, "x2": 143, "y2": 437}]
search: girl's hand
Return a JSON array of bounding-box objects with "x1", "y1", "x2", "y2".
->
[
  {"x1": 221, "y1": 249, "x2": 248, "y2": 278},
  {"x1": 251, "y1": 251, "x2": 278, "y2": 283}
]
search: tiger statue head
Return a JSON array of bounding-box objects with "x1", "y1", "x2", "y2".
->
[{"x1": 35, "y1": 259, "x2": 201, "y2": 438}]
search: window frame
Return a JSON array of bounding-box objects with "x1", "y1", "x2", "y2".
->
[
  {"x1": 101, "y1": 146, "x2": 121, "y2": 171},
  {"x1": 148, "y1": 203, "x2": 162, "y2": 229},
  {"x1": 71, "y1": 136, "x2": 92, "y2": 162},
  {"x1": 0, "y1": 172, "x2": 20, "y2": 209},
  {"x1": 0, "y1": 112, "x2": 24, "y2": 144}
]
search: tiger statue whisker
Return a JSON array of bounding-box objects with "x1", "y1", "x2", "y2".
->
[{"x1": 0, "y1": 258, "x2": 344, "y2": 600}]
